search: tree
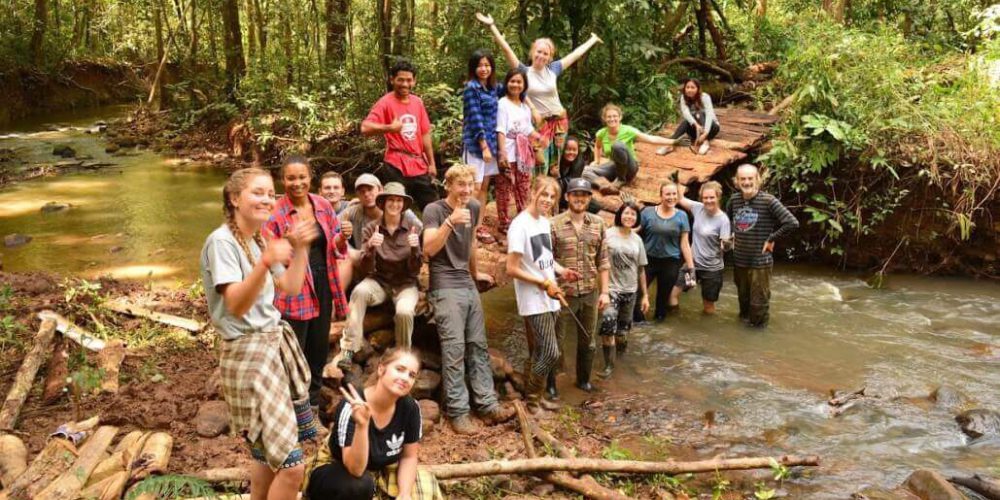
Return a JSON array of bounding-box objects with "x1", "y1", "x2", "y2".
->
[
  {"x1": 221, "y1": 0, "x2": 245, "y2": 97},
  {"x1": 29, "y1": 0, "x2": 47, "y2": 64},
  {"x1": 325, "y1": 0, "x2": 350, "y2": 66}
]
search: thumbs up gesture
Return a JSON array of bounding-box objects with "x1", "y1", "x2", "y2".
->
[
  {"x1": 367, "y1": 225, "x2": 385, "y2": 249},
  {"x1": 407, "y1": 226, "x2": 420, "y2": 248}
]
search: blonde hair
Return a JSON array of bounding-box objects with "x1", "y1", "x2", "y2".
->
[
  {"x1": 223, "y1": 168, "x2": 271, "y2": 266},
  {"x1": 601, "y1": 103, "x2": 623, "y2": 122},
  {"x1": 531, "y1": 175, "x2": 561, "y2": 198},
  {"x1": 445, "y1": 164, "x2": 476, "y2": 185},
  {"x1": 531, "y1": 38, "x2": 557, "y2": 57},
  {"x1": 366, "y1": 347, "x2": 422, "y2": 387},
  {"x1": 700, "y1": 181, "x2": 723, "y2": 198}
]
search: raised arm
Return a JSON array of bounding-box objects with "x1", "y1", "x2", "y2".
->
[
  {"x1": 559, "y1": 33, "x2": 602, "y2": 70},
  {"x1": 477, "y1": 13, "x2": 521, "y2": 69}
]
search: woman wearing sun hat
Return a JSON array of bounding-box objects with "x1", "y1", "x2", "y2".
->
[{"x1": 340, "y1": 183, "x2": 424, "y2": 368}]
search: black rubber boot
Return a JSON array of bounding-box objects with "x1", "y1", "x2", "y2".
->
[
  {"x1": 576, "y1": 348, "x2": 595, "y2": 392},
  {"x1": 616, "y1": 340, "x2": 627, "y2": 356},
  {"x1": 600, "y1": 345, "x2": 615, "y2": 378},
  {"x1": 545, "y1": 370, "x2": 560, "y2": 401}
]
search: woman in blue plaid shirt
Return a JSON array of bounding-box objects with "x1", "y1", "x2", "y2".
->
[{"x1": 462, "y1": 49, "x2": 501, "y2": 244}]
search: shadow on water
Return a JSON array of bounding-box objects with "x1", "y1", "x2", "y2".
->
[{"x1": 4, "y1": 108, "x2": 1000, "y2": 498}]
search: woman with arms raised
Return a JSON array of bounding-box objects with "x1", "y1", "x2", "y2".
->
[
  {"x1": 307, "y1": 348, "x2": 443, "y2": 499},
  {"x1": 200, "y1": 167, "x2": 320, "y2": 499},
  {"x1": 478, "y1": 12, "x2": 601, "y2": 174}
]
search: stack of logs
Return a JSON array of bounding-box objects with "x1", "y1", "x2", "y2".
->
[{"x1": 0, "y1": 416, "x2": 172, "y2": 500}]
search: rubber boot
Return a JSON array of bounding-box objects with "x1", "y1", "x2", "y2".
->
[
  {"x1": 576, "y1": 348, "x2": 595, "y2": 392},
  {"x1": 545, "y1": 370, "x2": 560, "y2": 401},
  {"x1": 616, "y1": 339, "x2": 627, "y2": 356},
  {"x1": 600, "y1": 345, "x2": 615, "y2": 378},
  {"x1": 525, "y1": 371, "x2": 560, "y2": 414}
]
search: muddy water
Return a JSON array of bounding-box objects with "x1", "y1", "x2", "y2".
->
[{"x1": 4, "y1": 109, "x2": 1000, "y2": 498}]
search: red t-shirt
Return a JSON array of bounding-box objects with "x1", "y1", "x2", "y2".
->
[{"x1": 365, "y1": 92, "x2": 432, "y2": 177}]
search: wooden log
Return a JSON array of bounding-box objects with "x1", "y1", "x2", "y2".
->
[
  {"x1": 424, "y1": 454, "x2": 820, "y2": 479},
  {"x1": 0, "y1": 318, "x2": 57, "y2": 430},
  {"x1": 101, "y1": 300, "x2": 206, "y2": 332},
  {"x1": 41, "y1": 336, "x2": 69, "y2": 404},
  {"x1": 513, "y1": 401, "x2": 537, "y2": 458},
  {"x1": 79, "y1": 471, "x2": 129, "y2": 500},
  {"x1": 34, "y1": 425, "x2": 119, "y2": 500},
  {"x1": 191, "y1": 467, "x2": 250, "y2": 483},
  {"x1": 0, "y1": 437, "x2": 78, "y2": 499},
  {"x1": 949, "y1": 474, "x2": 1000, "y2": 499},
  {"x1": 37, "y1": 310, "x2": 106, "y2": 351},
  {"x1": 130, "y1": 432, "x2": 173, "y2": 481},
  {"x1": 0, "y1": 434, "x2": 27, "y2": 489},
  {"x1": 768, "y1": 94, "x2": 796, "y2": 116},
  {"x1": 97, "y1": 340, "x2": 127, "y2": 393}
]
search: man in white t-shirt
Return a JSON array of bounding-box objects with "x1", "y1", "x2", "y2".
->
[{"x1": 505, "y1": 176, "x2": 575, "y2": 414}]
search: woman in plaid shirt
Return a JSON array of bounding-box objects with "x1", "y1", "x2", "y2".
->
[
  {"x1": 264, "y1": 157, "x2": 349, "y2": 412},
  {"x1": 462, "y1": 49, "x2": 501, "y2": 244}
]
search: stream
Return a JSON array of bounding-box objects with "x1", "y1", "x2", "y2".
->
[{"x1": 2, "y1": 107, "x2": 999, "y2": 498}]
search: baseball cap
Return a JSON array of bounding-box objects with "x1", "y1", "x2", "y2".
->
[
  {"x1": 566, "y1": 178, "x2": 593, "y2": 194},
  {"x1": 355, "y1": 173, "x2": 383, "y2": 190}
]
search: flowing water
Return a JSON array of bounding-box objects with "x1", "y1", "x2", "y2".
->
[{"x1": 3, "y1": 108, "x2": 1000, "y2": 498}]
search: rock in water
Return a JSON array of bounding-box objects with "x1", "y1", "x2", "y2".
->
[
  {"x1": 412, "y1": 370, "x2": 441, "y2": 400},
  {"x1": 3, "y1": 234, "x2": 31, "y2": 248},
  {"x1": 956, "y1": 409, "x2": 1000, "y2": 439},
  {"x1": 105, "y1": 144, "x2": 121, "y2": 154},
  {"x1": 902, "y1": 469, "x2": 967, "y2": 500},
  {"x1": 52, "y1": 145, "x2": 76, "y2": 158},
  {"x1": 194, "y1": 401, "x2": 231, "y2": 438},
  {"x1": 40, "y1": 202, "x2": 70, "y2": 213},
  {"x1": 930, "y1": 385, "x2": 972, "y2": 412}
]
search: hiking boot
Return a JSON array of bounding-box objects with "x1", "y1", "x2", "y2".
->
[
  {"x1": 450, "y1": 414, "x2": 477, "y2": 435},
  {"x1": 479, "y1": 405, "x2": 516, "y2": 425},
  {"x1": 526, "y1": 396, "x2": 561, "y2": 414},
  {"x1": 337, "y1": 351, "x2": 354, "y2": 372}
]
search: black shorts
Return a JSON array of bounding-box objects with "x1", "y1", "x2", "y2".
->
[{"x1": 676, "y1": 268, "x2": 724, "y2": 302}]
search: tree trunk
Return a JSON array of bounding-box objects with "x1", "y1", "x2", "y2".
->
[
  {"x1": 695, "y1": 0, "x2": 707, "y2": 58},
  {"x1": 221, "y1": 0, "x2": 245, "y2": 98},
  {"x1": 0, "y1": 319, "x2": 57, "y2": 430},
  {"x1": 755, "y1": 0, "x2": 766, "y2": 18},
  {"x1": 207, "y1": 0, "x2": 218, "y2": 68},
  {"x1": 189, "y1": 0, "x2": 199, "y2": 62},
  {"x1": 662, "y1": 0, "x2": 690, "y2": 44},
  {"x1": 280, "y1": 7, "x2": 293, "y2": 86},
  {"x1": 392, "y1": 0, "x2": 407, "y2": 58},
  {"x1": 377, "y1": 0, "x2": 393, "y2": 85},
  {"x1": 325, "y1": 0, "x2": 349, "y2": 67},
  {"x1": 822, "y1": 0, "x2": 833, "y2": 15},
  {"x1": 29, "y1": 0, "x2": 47, "y2": 65},
  {"x1": 250, "y1": 0, "x2": 267, "y2": 56},
  {"x1": 703, "y1": 0, "x2": 726, "y2": 60},
  {"x1": 835, "y1": 0, "x2": 850, "y2": 23}
]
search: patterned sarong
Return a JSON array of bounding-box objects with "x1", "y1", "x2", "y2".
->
[{"x1": 219, "y1": 323, "x2": 318, "y2": 470}]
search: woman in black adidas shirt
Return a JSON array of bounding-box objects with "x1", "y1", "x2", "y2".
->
[{"x1": 307, "y1": 348, "x2": 442, "y2": 499}]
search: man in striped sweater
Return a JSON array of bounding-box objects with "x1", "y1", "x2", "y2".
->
[{"x1": 726, "y1": 164, "x2": 799, "y2": 327}]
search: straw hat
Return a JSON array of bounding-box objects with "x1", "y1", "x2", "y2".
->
[{"x1": 375, "y1": 182, "x2": 413, "y2": 211}]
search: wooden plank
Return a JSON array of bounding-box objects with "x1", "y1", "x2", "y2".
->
[
  {"x1": 37, "y1": 310, "x2": 106, "y2": 352},
  {"x1": 101, "y1": 300, "x2": 206, "y2": 332}
]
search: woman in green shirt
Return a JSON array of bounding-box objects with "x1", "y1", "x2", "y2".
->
[{"x1": 582, "y1": 104, "x2": 686, "y2": 195}]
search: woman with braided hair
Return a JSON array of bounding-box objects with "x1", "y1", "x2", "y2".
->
[{"x1": 200, "y1": 167, "x2": 321, "y2": 499}]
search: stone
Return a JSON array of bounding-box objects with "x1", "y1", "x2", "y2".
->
[
  {"x1": 194, "y1": 401, "x2": 231, "y2": 438},
  {"x1": 421, "y1": 419, "x2": 434, "y2": 436},
  {"x1": 115, "y1": 137, "x2": 137, "y2": 148},
  {"x1": 40, "y1": 202, "x2": 70, "y2": 213},
  {"x1": 930, "y1": 386, "x2": 971, "y2": 412},
  {"x1": 368, "y1": 329, "x2": 395, "y2": 352},
  {"x1": 3, "y1": 234, "x2": 31, "y2": 248},
  {"x1": 52, "y1": 145, "x2": 76, "y2": 158},
  {"x1": 956, "y1": 409, "x2": 1000, "y2": 439},
  {"x1": 412, "y1": 370, "x2": 441, "y2": 400},
  {"x1": 203, "y1": 369, "x2": 222, "y2": 398},
  {"x1": 418, "y1": 399, "x2": 441, "y2": 423},
  {"x1": 109, "y1": 246, "x2": 125, "y2": 253},
  {"x1": 902, "y1": 469, "x2": 967, "y2": 500},
  {"x1": 854, "y1": 486, "x2": 919, "y2": 500},
  {"x1": 104, "y1": 144, "x2": 121, "y2": 154}
]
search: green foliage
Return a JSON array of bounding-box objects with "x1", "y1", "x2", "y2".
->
[
  {"x1": 769, "y1": 457, "x2": 791, "y2": 483},
  {"x1": 755, "y1": 481, "x2": 777, "y2": 499},
  {"x1": 125, "y1": 475, "x2": 217, "y2": 500},
  {"x1": 711, "y1": 470, "x2": 731, "y2": 500},
  {"x1": 601, "y1": 439, "x2": 634, "y2": 461},
  {"x1": 0, "y1": 285, "x2": 24, "y2": 354}
]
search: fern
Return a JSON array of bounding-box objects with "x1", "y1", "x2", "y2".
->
[{"x1": 125, "y1": 475, "x2": 218, "y2": 500}]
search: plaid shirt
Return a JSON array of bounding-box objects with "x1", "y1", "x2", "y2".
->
[
  {"x1": 265, "y1": 193, "x2": 348, "y2": 320},
  {"x1": 462, "y1": 80, "x2": 500, "y2": 158},
  {"x1": 551, "y1": 211, "x2": 610, "y2": 297}
]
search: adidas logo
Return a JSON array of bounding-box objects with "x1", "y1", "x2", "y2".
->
[{"x1": 385, "y1": 432, "x2": 404, "y2": 456}]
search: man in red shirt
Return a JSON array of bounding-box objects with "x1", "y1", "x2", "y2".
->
[{"x1": 362, "y1": 59, "x2": 439, "y2": 211}]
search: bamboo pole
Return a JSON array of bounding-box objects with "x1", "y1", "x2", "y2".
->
[
  {"x1": 101, "y1": 300, "x2": 206, "y2": 332},
  {"x1": 34, "y1": 425, "x2": 119, "y2": 500},
  {"x1": 0, "y1": 318, "x2": 57, "y2": 430},
  {"x1": 37, "y1": 310, "x2": 106, "y2": 352},
  {"x1": 423, "y1": 455, "x2": 820, "y2": 480}
]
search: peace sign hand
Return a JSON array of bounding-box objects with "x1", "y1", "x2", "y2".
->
[{"x1": 339, "y1": 383, "x2": 371, "y2": 427}]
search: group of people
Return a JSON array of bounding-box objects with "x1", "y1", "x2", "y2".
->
[{"x1": 198, "y1": 13, "x2": 799, "y2": 500}]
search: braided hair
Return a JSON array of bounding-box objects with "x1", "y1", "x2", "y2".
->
[{"x1": 222, "y1": 168, "x2": 271, "y2": 267}]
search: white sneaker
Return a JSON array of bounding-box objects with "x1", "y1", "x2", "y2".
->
[{"x1": 698, "y1": 142, "x2": 710, "y2": 155}]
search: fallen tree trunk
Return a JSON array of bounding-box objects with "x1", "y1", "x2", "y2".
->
[
  {"x1": 34, "y1": 425, "x2": 119, "y2": 500},
  {"x1": 949, "y1": 474, "x2": 1000, "y2": 499},
  {"x1": 0, "y1": 318, "x2": 57, "y2": 430},
  {"x1": 37, "y1": 310, "x2": 106, "y2": 351},
  {"x1": 41, "y1": 336, "x2": 69, "y2": 403},
  {"x1": 424, "y1": 454, "x2": 820, "y2": 480},
  {"x1": 0, "y1": 434, "x2": 27, "y2": 489},
  {"x1": 101, "y1": 300, "x2": 206, "y2": 332}
]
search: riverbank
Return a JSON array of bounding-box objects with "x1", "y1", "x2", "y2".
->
[{"x1": 0, "y1": 270, "x2": 823, "y2": 499}]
